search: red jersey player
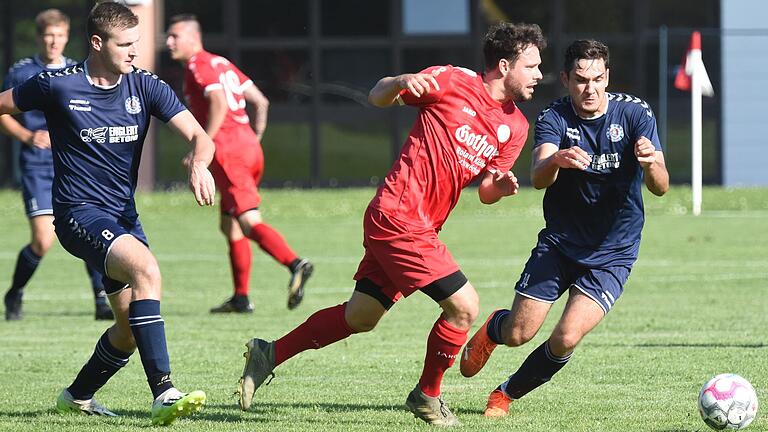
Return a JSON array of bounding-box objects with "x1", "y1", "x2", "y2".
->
[
  {"x1": 166, "y1": 15, "x2": 313, "y2": 314},
  {"x1": 237, "y1": 23, "x2": 546, "y2": 426}
]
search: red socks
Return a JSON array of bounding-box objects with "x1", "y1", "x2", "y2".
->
[
  {"x1": 418, "y1": 317, "x2": 468, "y2": 397},
  {"x1": 228, "y1": 238, "x2": 251, "y2": 296},
  {"x1": 247, "y1": 223, "x2": 297, "y2": 266},
  {"x1": 274, "y1": 303, "x2": 355, "y2": 366},
  {"x1": 273, "y1": 307, "x2": 467, "y2": 398}
]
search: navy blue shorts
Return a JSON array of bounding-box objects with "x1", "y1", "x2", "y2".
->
[
  {"x1": 54, "y1": 205, "x2": 148, "y2": 294},
  {"x1": 514, "y1": 240, "x2": 632, "y2": 314},
  {"x1": 20, "y1": 164, "x2": 54, "y2": 218}
]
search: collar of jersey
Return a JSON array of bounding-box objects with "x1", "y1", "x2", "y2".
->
[
  {"x1": 83, "y1": 58, "x2": 123, "y2": 90},
  {"x1": 34, "y1": 55, "x2": 67, "y2": 70}
]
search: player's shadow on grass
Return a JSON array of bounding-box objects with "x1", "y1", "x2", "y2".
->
[
  {"x1": 0, "y1": 408, "x2": 270, "y2": 425},
  {"x1": 2, "y1": 402, "x2": 410, "y2": 425},
  {"x1": 208, "y1": 401, "x2": 492, "y2": 419},
  {"x1": 218, "y1": 401, "x2": 423, "y2": 424},
  {"x1": 236, "y1": 401, "x2": 404, "y2": 412}
]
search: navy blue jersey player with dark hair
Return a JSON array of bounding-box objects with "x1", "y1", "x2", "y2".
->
[
  {"x1": 0, "y1": 8, "x2": 113, "y2": 321},
  {"x1": 0, "y1": 2, "x2": 216, "y2": 426},
  {"x1": 460, "y1": 39, "x2": 670, "y2": 417}
]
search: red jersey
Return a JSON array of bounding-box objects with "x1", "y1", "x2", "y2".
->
[
  {"x1": 369, "y1": 65, "x2": 530, "y2": 230},
  {"x1": 184, "y1": 50, "x2": 253, "y2": 138}
]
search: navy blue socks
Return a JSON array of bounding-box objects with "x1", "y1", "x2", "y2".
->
[
  {"x1": 501, "y1": 339, "x2": 572, "y2": 399},
  {"x1": 85, "y1": 263, "x2": 107, "y2": 303},
  {"x1": 9, "y1": 245, "x2": 41, "y2": 292},
  {"x1": 129, "y1": 299, "x2": 174, "y2": 398},
  {"x1": 67, "y1": 331, "x2": 131, "y2": 400},
  {"x1": 486, "y1": 309, "x2": 510, "y2": 345}
]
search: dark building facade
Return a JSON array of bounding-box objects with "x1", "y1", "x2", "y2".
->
[{"x1": 1, "y1": 0, "x2": 721, "y2": 187}]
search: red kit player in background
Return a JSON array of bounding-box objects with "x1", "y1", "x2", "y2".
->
[
  {"x1": 236, "y1": 23, "x2": 546, "y2": 426},
  {"x1": 166, "y1": 14, "x2": 313, "y2": 314}
]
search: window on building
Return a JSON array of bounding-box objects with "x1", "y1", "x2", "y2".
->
[
  {"x1": 321, "y1": 0, "x2": 390, "y2": 36},
  {"x1": 403, "y1": 0, "x2": 469, "y2": 35},
  {"x1": 321, "y1": 49, "x2": 390, "y2": 104},
  {"x1": 240, "y1": 0, "x2": 309, "y2": 37},
  {"x1": 240, "y1": 49, "x2": 313, "y2": 104}
]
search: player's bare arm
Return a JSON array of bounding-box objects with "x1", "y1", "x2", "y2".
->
[
  {"x1": 0, "y1": 113, "x2": 39, "y2": 147},
  {"x1": 204, "y1": 88, "x2": 228, "y2": 140},
  {"x1": 0, "y1": 91, "x2": 44, "y2": 146},
  {"x1": 0, "y1": 89, "x2": 21, "y2": 117},
  {"x1": 368, "y1": 73, "x2": 440, "y2": 107},
  {"x1": 635, "y1": 135, "x2": 669, "y2": 196},
  {"x1": 531, "y1": 143, "x2": 592, "y2": 189},
  {"x1": 478, "y1": 169, "x2": 520, "y2": 204},
  {"x1": 167, "y1": 109, "x2": 216, "y2": 206},
  {"x1": 243, "y1": 84, "x2": 269, "y2": 141}
]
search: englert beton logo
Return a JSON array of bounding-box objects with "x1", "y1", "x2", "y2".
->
[{"x1": 80, "y1": 127, "x2": 108, "y2": 144}]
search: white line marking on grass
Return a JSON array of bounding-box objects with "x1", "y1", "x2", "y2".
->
[
  {"x1": 640, "y1": 272, "x2": 768, "y2": 283},
  {"x1": 637, "y1": 259, "x2": 768, "y2": 268},
  {"x1": 699, "y1": 210, "x2": 768, "y2": 218}
]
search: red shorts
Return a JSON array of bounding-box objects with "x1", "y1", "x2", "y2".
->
[
  {"x1": 353, "y1": 207, "x2": 460, "y2": 303},
  {"x1": 210, "y1": 127, "x2": 264, "y2": 216}
]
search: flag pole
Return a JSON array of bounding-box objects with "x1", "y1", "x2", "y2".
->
[
  {"x1": 691, "y1": 57, "x2": 702, "y2": 216},
  {"x1": 688, "y1": 32, "x2": 703, "y2": 216}
]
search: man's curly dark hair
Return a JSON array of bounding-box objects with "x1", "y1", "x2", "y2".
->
[{"x1": 483, "y1": 22, "x2": 547, "y2": 70}]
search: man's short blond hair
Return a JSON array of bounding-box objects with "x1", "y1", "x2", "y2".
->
[
  {"x1": 87, "y1": 2, "x2": 139, "y2": 41},
  {"x1": 35, "y1": 9, "x2": 70, "y2": 35}
]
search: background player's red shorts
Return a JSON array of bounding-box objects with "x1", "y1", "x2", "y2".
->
[
  {"x1": 210, "y1": 126, "x2": 264, "y2": 216},
  {"x1": 353, "y1": 206, "x2": 460, "y2": 303}
]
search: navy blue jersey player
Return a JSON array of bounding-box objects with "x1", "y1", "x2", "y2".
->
[
  {"x1": 0, "y1": 2, "x2": 215, "y2": 425},
  {"x1": 459, "y1": 39, "x2": 670, "y2": 417},
  {"x1": 0, "y1": 9, "x2": 113, "y2": 321}
]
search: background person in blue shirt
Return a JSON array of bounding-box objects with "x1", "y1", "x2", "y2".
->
[
  {"x1": 0, "y1": 9, "x2": 113, "y2": 321},
  {"x1": 459, "y1": 39, "x2": 669, "y2": 417},
  {"x1": 0, "y1": 2, "x2": 215, "y2": 425}
]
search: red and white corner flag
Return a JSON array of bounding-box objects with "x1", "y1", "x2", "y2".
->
[
  {"x1": 674, "y1": 31, "x2": 714, "y2": 216},
  {"x1": 674, "y1": 31, "x2": 714, "y2": 97}
]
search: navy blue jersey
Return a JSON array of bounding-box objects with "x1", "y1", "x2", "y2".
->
[
  {"x1": 534, "y1": 93, "x2": 662, "y2": 267},
  {"x1": 2, "y1": 56, "x2": 77, "y2": 167},
  {"x1": 12, "y1": 62, "x2": 186, "y2": 218}
]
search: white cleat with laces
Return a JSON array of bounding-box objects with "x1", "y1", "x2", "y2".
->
[{"x1": 56, "y1": 389, "x2": 117, "y2": 417}]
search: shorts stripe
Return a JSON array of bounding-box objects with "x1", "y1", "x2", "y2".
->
[
  {"x1": 28, "y1": 209, "x2": 54, "y2": 217},
  {"x1": 106, "y1": 284, "x2": 129, "y2": 296},
  {"x1": 514, "y1": 290, "x2": 555, "y2": 304},
  {"x1": 104, "y1": 233, "x2": 131, "y2": 279},
  {"x1": 571, "y1": 283, "x2": 608, "y2": 315}
]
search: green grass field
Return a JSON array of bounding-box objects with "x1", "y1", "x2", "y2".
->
[{"x1": 0, "y1": 186, "x2": 766, "y2": 431}]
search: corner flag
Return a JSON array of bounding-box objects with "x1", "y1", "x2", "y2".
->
[
  {"x1": 674, "y1": 31, "x2": 714, "y2": 216},
  {"x1": 674, "y1": 31, "x2": 714, "y2": 96}
]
